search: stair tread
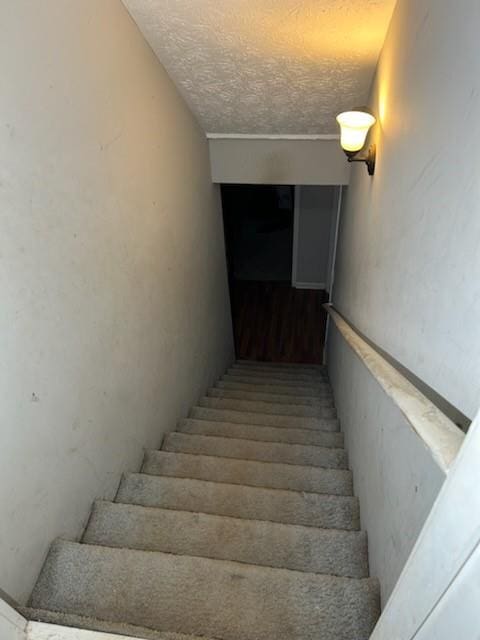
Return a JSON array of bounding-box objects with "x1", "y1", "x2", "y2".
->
[
  {"x1": 227, "y1": 367, "x2": 328, "y2": 382},
  {"x1": 231, "y1": 366, "x2": 328, "y2": 379},
  {"x1": 190, "y1": 406, "x2": 339, "y2": 431},
  {"x1": 142, "y1": 449, "x2": 352, "y2": 495},
  {"x1": 236, "y1": 359, "x2": 327, "y2": 372},
  {"x1": 29, "y1": 540, "x2": 379, "y2": 640},
  {"x1": 223, "y1": 373, "x2": 330, "y2": 388},
  {"x1": 217, "y1": 379, "x2": 333, "y2": 397},
  {"x1": 179, "y1": 418, "x2": 344, "y2": 447},
  {"x1": 198, "y1": 396, "x2": 336, "y2": 418},
  {"x1": 116, "y1": 473, "x2": 360, "y2": 529},
  {"x1": 83, "y1": 501, "x2": 369, "y2": 577},
  {"x1": 207, "y1": 387, "x2": 334, "y2": 406},
  {"x1": 163, "y1": 432, "x2": 347, "y2": 469}
]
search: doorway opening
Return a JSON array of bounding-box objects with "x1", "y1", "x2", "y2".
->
[{"x1": 221, "y1": 184, "x2": 341, "y2": 364}]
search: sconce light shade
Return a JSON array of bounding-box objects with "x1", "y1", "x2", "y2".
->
[
  {"x1": 336, "y1": 108, "x2": 377, "y2": 175},
  {"x1": 336, "y1": 110, "x2": 376, "y2": 153}
]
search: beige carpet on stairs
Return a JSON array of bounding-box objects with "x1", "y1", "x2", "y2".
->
[{"x1": 24, "y1": 360, "x2": 380, "y2": 640}]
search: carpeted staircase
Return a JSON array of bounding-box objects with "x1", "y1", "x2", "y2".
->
[{"x1": 25, "y1": 360, "x2": 380, "y2": 640}]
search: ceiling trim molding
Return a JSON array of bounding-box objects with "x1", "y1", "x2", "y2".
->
[{"x1": 206, "y1": 133, "x2": 340, "y2": 140}]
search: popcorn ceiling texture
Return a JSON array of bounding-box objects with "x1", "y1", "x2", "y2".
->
[{"x1": 122, "y1": 0, "x2": 395, "y2": 135}]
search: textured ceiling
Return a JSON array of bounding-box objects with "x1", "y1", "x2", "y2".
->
[{"x1": 123, "y1": 0, "x2": 396, "y2": 135}]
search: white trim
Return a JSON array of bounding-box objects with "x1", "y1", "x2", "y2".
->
[
  {"x1": 326, "y1": 185, "x2": 343, "y2": 296},
  {"x1": 0, "y1": 598, "x2": 27, "y2": 640},
  {"x1": 293, "y1": 282, "x2": 326, "y2": 290},
  {"x1": 413, "y1": 542, "x2": 480, "y2": 640},
  {"x1": 325, "y1": 305, "x2": 464, "y2": 472},
  {"x1": 206, "y1": 133, "x2": 340, "y2": 141},
  {"x1": 27, "y1": 622, "x2": 142, "y2": 639},
  {"x1": 291, "y1": 186, "x2": 300, "y2": 286}
]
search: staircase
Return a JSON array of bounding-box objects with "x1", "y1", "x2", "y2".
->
[{"x1": 25, "y1": 360, "x2": 380, "y2": 640}]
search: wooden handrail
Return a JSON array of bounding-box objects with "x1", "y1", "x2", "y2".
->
[{"x1": 325, "y1": 305, "x2": 464, "y2": 472}]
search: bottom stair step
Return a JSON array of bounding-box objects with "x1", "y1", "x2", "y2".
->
[
  {"x1": 83, "y1": 501, "x2": 369, "y2": 577},
  {"x1": 116, "y1": 474, "x2": 359, "y2": 529},
  {"x1": 29, "y1": 540, "x2": 380, "y2": 640}
]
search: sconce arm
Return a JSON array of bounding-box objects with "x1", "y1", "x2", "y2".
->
[{"x1": 345, "y1": 144, "x2": 376, "y2": 176}]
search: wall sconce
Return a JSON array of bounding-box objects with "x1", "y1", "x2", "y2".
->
[{"x1": 336, "y1": 108, "x2": 376, "y2": 175}]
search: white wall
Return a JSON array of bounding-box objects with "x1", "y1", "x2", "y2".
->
[
  {"x1": 327, "y1": 326, "x2": 446, "y2": 604},
  {"x1": 332, "y1": 0, "x2": 480, "y2": 420},
  {"x1": 209, "y1": 138, "x2": 350, "y2": 185},
  {"x1": 293, "y1": 186, "x2": 337, "y2": 288},
  {"x1": 0, "y1": 0, "x2": 233, "y2": 603}
]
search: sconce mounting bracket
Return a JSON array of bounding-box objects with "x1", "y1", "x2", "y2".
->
[{"x1": 345, "y1": 144, "x2": 376, "y2": 176}]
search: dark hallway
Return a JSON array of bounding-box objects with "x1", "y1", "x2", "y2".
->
[
  {"x1": 221, "y1": 184, "x2": 328, "y2": 364},
  {"x1": 231, "y1": 281, "x2": 328, "y2": 363}
]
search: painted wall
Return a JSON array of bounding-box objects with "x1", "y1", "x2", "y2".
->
[
  {"x1": 293, "y1": 186, "x2": 337, "y2": 288},
  {"x1": 327, "y1": 326, "x2": 446, "y2": 604},
  {"x1": 0, "y1": 0, "x2": 233, "y2": 603},
  {"x1": 333, "y1": 0, "x2": 480, "y2": 420},
  {"x1": 209, "y1": 138, "x2": 350, "y2": 185}
]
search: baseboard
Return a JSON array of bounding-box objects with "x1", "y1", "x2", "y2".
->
[
  {"x1": 27, "y1": 621, "x2": 153, "y2": 639},
  {"x1": 293, "y1": 282, "x2": 326, "y2": 290}
]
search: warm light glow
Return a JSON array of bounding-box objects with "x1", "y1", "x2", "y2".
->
[{"x1": 336, "y1": 110, "x2": 376, "y2": 153}]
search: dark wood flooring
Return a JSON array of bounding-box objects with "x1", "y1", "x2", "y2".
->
[{"x1": 231, "y1": 281, "x2": 328, "y2": 364}]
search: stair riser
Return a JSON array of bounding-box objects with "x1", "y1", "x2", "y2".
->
[
  {"x1": 216, "y1": 380, "x2": 333, "y2": 397},
  {"x1": 163, "y1": 433, "x2": 348, "y2": 469},
  {"x1": 179, "y1": 419, "x2": 344, "y2": 448},
  {"x1": 236, "y1": 359, "x2": 326, "y2": 371},
  {"x1": 208, "y1": 388, "x2": 334, "y2": 407},
  {"x1": 30, "y1": 541, "x2": 379, "y2": 640},
  {"x1": 227, "y1": 368, "x2": 328, "y2": 383},
  {"x1": 190, "y1": 407, "x2": 340, "y2": 432},
  {"x1": 222, "y1": 374, "x2": 331, "y2": 390},
  {"x1": 84, "y1": 502, "x2": 369, "y2": 578},
  {"x1": 117, "y1": 474, "x2": 360, "y2": 529},
  {"x1": 143, "y1": 451, "x2": 353, "y2": 495},
  {"x1": 198, "y1": 396, "x2": 337, "y2": 418}
]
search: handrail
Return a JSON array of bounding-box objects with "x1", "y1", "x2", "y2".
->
[{"x1": 325, "y1": 304, "x2": 465, "y2": 472}]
